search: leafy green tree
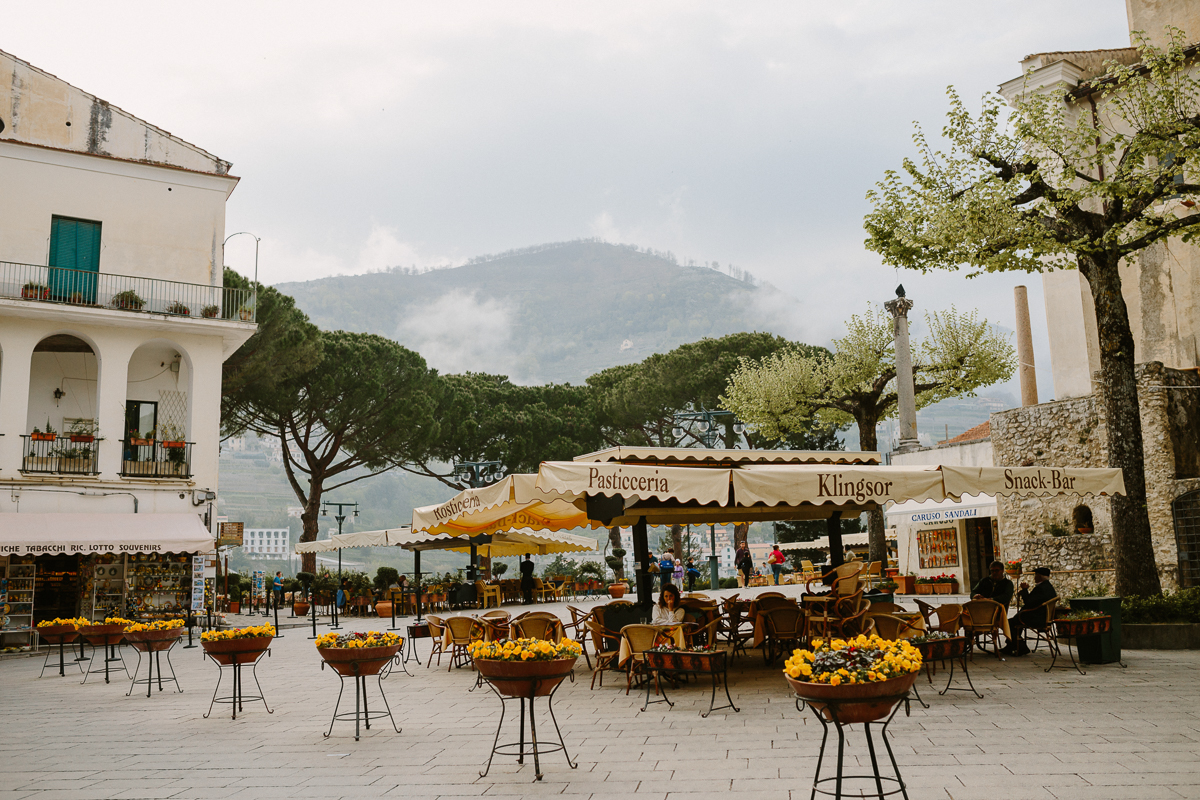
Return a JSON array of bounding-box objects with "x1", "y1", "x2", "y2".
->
[
  {"x1": 401, "y1": 373, "x2": 603, "y2": 488},
  {"x1": 778, "y1": 516, "x2": 864, "y2": 574},
  {"x1": 221, "y1": 268, "x2": 322, "y2": 425},
  {"x1": 723, "y1": 305, "x2": 1013, "y2": 562},
  {"x1": 223, "y1": 330, "x2": 441, "y2": 572},
  {"x1": 863, "y1": 33, "x2": 1200, "y2": 595}
]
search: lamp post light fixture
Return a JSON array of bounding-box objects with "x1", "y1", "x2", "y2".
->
[
  {"x1": 453, "y1": 461, "x2": 506, "y2": 582},
  {"x1": 320, "y1": 501, "x2": 359, "y2": 630},
  {"x1": 671, "y1": 407, "x2": 747, "y2": 589},
  {"x1": 223, "y1": 231, "x2": 260, "y2": 318}
]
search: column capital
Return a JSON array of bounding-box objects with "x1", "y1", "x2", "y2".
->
[{"x1": 884, "y1": 297, "x2": 913, "y2": 318}]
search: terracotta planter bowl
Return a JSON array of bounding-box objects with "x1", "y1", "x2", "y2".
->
[
  {"x1": 474, "y1": 656, "x2": 578, "y2": 698},
  {"x1": 608, "y1": 584, "x2": 627, "y2": 599},
  {"x1": 786, "y1": 671, "x2": 918, "y2": 724},
  {"x1": 125, "y1": 628, "x2": 183, "y2": 652},
  {"x1": 1055, "y1": 616, "x2": 1111, "y2": 638},
  {"x1": 80, "y1": 624, "x2": 127, "y2": 646},
  {"x1": 202, "y1": 636, "x2": 273, "y2": 665},
  {"x1": 915, "y1": 636, "x2": 967, "y2": 663},
  {"x1": 293, "y1": 603, "x2": 310, "y2": 617},
  {"x1": 317, "y1": 644, "x2": 402, "y2": 676},
  {"x1": 375, "y1": 602, "x2": 392, "y2": 618},
  {"x1": 37, "y1": 625, "x2": 80, "y2": 645}
]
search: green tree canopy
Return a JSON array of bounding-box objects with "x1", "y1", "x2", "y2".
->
[
  {"x1": 225, "y1": 329, "x2": 441, "y2": 568},
  {"x1": 863, "y1": 31, "x2": 1200, "y2": 595},
  {"x1": 722, "y1": 304, "x2": 1014, "y2": 561}
]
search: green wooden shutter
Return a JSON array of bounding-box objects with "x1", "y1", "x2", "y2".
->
[{"x1": 48, "y1": 216, "x2": 101, "y2": 302}]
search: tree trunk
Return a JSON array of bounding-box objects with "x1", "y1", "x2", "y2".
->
[
  {"x1": 855, "y1": 412, "x2": 888, "y2": 565},
  {"x1": 733, "y1": 523, "x2": 749, "y2": 550},
  {"x1": 670, "y1": 524, "x2": 684, "y2": 562},
  {"x1": 1081, "y1": 255, "x2": 1163, "y2": 596},
  {"x1": 299, "y1": 496, "x2": 321, "y2": 575}
]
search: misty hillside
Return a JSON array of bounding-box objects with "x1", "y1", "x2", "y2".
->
[{"x1": 276, "y1": 240, "x2": 801, "y2": 384}]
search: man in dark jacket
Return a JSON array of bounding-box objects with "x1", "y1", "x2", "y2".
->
[
  {"x1": 1002, "y1": 567, "x2": 1057, "y2": 655},
  {"x1": 971, "y1": 561, "x2": 1015, "y2": 608},
  {"x1": 520, "y1": 553, "x2": 536, "y2": 604}
]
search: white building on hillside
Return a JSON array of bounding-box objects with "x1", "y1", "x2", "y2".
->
[
  {"x1": 243, "y1": 529, "x2": 291, "y2": 561},
  {"x1": 0, "y1": 49, "x2": 256, "y2": 633}
]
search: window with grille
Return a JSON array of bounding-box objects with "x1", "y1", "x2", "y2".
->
[{"x1": 1172, "y1": 490, "x2": 1200, "y2": 588}]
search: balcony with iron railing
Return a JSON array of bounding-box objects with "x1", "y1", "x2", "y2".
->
[
  {"x1": 1, "y1": 261, "x2": 255, "y2": 323},
  {"x1": 120, "y1": 439, "x2": 194, "y2": 479},
  {"x1": 20, "y1": 434, "x2": 100, "y2": 475}
]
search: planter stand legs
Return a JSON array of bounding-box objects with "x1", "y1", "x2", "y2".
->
[
  {"x1": 799, "y1": 697, "x2": 910, "y2": 800},
  {"x1": 127, "y1": 642, "x2": 183, "y2": 697},
  {"x1": 39, "y1": 638, "x2": 84, "y2": 678},
  {"x1": 479, "y1": 678, "x2": 577, "y2": 782},
  {"x1": 322, "y1": 659, "x2": 400, "y2": 741},
  {"x1": 81, "y1": 642, "x2": 129, "y2": 684},
  {"x1": 939, "y1": 651, "x2": 982, "y2": 698},
  {"x1": 204, "y1": 651, "x2": 273, "y2": 720}
]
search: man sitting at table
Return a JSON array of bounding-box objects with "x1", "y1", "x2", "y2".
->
[
  {"x1": 1000, "y1": 567, "x2": 1058, "y2": 656},
  {"x1": 971, "y1": 560, "x2": 1014, "y2": 608}
]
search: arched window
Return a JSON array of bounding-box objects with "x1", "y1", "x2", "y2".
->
[{"x1": 1072, "y1": 505, "x2": 1094, "y2": 534}]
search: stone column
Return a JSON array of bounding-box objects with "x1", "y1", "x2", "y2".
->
[
  {"x1": 885, "y1": 294, "x2": 919, "y2": 453},
  {"x1": 1014, "y1": 285, "x2": 1039, "y2": 406}
]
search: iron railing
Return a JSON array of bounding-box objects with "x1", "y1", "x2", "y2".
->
[
  {"x1": 0, "y1": 260, "x2": 255, "y2": 322},
  {"x1": 120, "y1": 440, "x2": 194, "y2": 479},
  {"x1": 20, "y1": 434, "x2": 100, "y2": 475}
]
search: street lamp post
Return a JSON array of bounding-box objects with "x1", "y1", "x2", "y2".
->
[
  {"x1": 672, "y1": 407, "x2": 747, "y2": 590},
  {"x1": 320, "y1": 501, "x2": 359, "y2": 630},
  {"x1": 223, "y1": 231, "x2": 260, "y2": 319},
  {"x1": 453, "y1": 461, "x2": 506, "y2": 584}
]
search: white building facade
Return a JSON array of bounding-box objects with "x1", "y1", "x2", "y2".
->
[
  {"x1": 243, "y1": 529, "x2": 291, "y2": 561},
  {"x1": 0, "y1": 49, "x2": 255, "y2": 633}
]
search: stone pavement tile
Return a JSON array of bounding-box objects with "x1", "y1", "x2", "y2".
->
[
  {"x1": 634, "y1": 779, "x2": 731, "y2": 794},
  {"x1": 1045, "y1": 787, "x2": 1189, "y2": 800},
  {"x1": 958, "y1": 772, "x2": 1089, "y2": 788},
  {"x1": 666, "y1": 792, "x2": 790, "y2": 800},
  {"x1": 944, "y1": 789, "x2": 1056, "y2": 800},
  {"x1": 478, "y1": 782, "x2": 572, "y2": 794},
  {"x1": 160, "y1": 788, "x2": 241, "y2": 799}
]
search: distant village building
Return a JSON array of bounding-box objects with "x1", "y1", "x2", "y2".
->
[{"x1": 243, "y1": 529, "x2": 291, "y2": 561}]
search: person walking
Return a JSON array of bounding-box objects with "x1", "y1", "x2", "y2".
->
[
  {"x1": 659, "y1": 549, "x2": 677, "y2": 590},
  {"x1": 735, "y1": 544, "x2": 752, "y2": 587},
  {"x1": 520, "y1": 553, "x2": 536, "y2": 604},
  {"x1": 273, "y1": 571, "x2": 283, "y2": 610},
  {"x1": 768, "y1": 545, "x2": 786, "y2": 585},
  {"x1": 685, "y1": 559, "x2": 700, "y2": 592}
]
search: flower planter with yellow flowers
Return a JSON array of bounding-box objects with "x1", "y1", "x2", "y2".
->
[
  {"x1": 469, "y1": 638, "x2": 582, "y2": 698},
  {"x1": 315, "y1": 631, "x2": 404, "y2": 676},
  {"x1": 783, "y1": 635, "x2": 923, "y2": 724},
  {"x1": 201, "y1": 624, "x2": 275, "y2": 665},
  {"x1": 80, "y1": 618, "x2": 134, "y2": 647},
  {"x1": 36, "y1": 618, "x2": 87, "y2": 645},
  {"x1": 124, "y1": 619, "x2": 185, "y2": 652}
]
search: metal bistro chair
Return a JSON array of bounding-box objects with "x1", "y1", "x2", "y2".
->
[
  {"x1": 443, "y1": 616, "x2": 477, "y2": 671},
  {"x1": 425, "y1": 615, "x2": 446, "y2": 669},
  {"x1": 586, "y1": 618, "x2": 619, "y2": 689},
  {"x1": 564, "y1": 606, "x2": 594, "y2": 670},
  {"x1": 619, "y1": 624, "x2": 660, "y2": 695},
  {"x1": 762, "y1": 606, "x2": 805, "y2": 664},
  {"x1": 961, "y1": 599, "x2": 1006, "y2": 660},
  {"x1": 1021, "y1": 597, "x2": 1060, "y2": 662},
  {"x1": 511, "y1": 614, "x2": 563, "y2": 642}
]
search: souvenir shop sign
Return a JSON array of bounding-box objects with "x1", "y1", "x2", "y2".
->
[
  {"x1": 917, "y1": 528, "x2": 959, "y2": 569},
  {"x1": 0, "y1": 513, "x2": 215, "y2": 556},
  {"x1": 191, "y1": 555, "x2": 206, "y2": 611},
  {"x1": 218, "y1": 522, "x2": 244, "y2": 547}
]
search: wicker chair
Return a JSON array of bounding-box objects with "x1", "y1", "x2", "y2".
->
[
  {"x1": 586, "y1": 618, "x2": 619, "y2": 689},
  {"x1": 1020, "y1": 597, "x2": 1059, "y2": 657},
  {"x1": 686, "y1": 615, "x2": 723, "y2": 649},
  {"x1": 870, "y1": 613, "x2": 922, "y2": 641},
  {"x1": 620, "y1": 624, "x2": 660, "y2": 695},
  {"x1": 962, "y1": 599, "x2": 1006, "y2": 659},
  {"x1": 564, "y1": 605, "x2": 594, "y2": 669},
  {"x1": 443, "y1": 616, "x2": 477, "y2": 671},
  {"x1": 511, "y1": 614, "x2": 563, "y2": 642},
  {"x1": 867, "y1": 602, "x2": 907, "y2": 615},
  {"x1": 425, "y1": 615, "x2": 446, "y2": 668},
  {"x1": 758, "y1": 591, "x2": 787, "y2": 599},
  {"x1": 722, "y1": 597, "x2": 753, "y2": 658},
  {"x1": 762, "y1": 606, "x2": 805, "y2": 664}
]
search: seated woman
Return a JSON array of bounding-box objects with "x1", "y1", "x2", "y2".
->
[{"x1": 652, "y1": 583, "x2": 685, "y2": 625}]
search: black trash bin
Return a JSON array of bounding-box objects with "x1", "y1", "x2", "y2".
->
[{"x1": 1069, "y1": 596, "x2": 1121, "y2": 664}]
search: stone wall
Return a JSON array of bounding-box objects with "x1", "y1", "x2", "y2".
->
[{"x1": 990, "y1": 362, "x2": 1200, "y2": 593}]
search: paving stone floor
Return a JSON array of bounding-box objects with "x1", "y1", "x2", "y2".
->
[{"x1": 2, "y1": 586, "x2": 1200, "y2": 799}]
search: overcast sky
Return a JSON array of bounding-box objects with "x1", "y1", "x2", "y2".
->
[{"x1": 7, "y1": 2, "x2": 1133, "y2": 397}]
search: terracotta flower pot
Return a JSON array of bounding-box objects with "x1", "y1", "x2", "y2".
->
[
  {"x1": 228, "y1": 601, "x2": 241, "y2": 614},
  {"x1": 80, "y1": 623, "x2": 128, "y2": 647},
  {"x1": 124, "y1": 628, "x2": 183, "y2": 652},
  {"x1": 37, "y1": 625, "x2": 80, "y2": 645},
  {"x1": 933, "y1": 583, "x2": 952, "y2": 594},
  {"x1": 915, "y1": 584, "x2": 933, "y2": 595},
  {"x1": 202, "y1": 636, "x2": 273, "y2": 665},
  {"x1": 474, "y1": 657, "x2": 578, "y2": 698},
  {"x1": 608, "y1": 583, "x2": 627, "y2": 599},
  {"x1": 317, "y1": 644, "x2": 402, "y2": 676},
  {"x1": 786, "y1": 671, "x2": 918, "y2": 724},
  {"x1": 375, "y1": 601, "x2": 392, "y2": 618},
  {"x1": 293, "y1": 602, "x2": 310, "y2": 617},
  {"x1": 1055, "y1": 616, "x2": 1110, "y2": 638}
]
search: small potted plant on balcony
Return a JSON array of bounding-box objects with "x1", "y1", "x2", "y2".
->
[
  {"x1": 238, "y1": 305, "x2": 254, "y2": 321},
  {"x1": 128, "y1": 427, "x2": 155, "y2": 447},
  {"x1": 201, "y1": 304, "x2": 220, "y2": 318},
  {"x1": 166, "y1": 300, "x2": 191, "y2": 316},
  {"x1": 110, "y1": 289, "x2": 146, "y2": 311},
  {"x1": 21, "y1": 281, "x2": 50, "y2": 300},
  {"x1": 68, "y1": 419, "x2": 97, "y2": 443},
  {"x1": 30, "y1": 425, "x2": 57, "y2": 442},
  {"x1": 159, "y1": 423, "x2": 186, "y2": 449},
  {"x1": 68, "y1": 291, "x2": 86, "y2": 304}
]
